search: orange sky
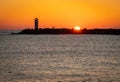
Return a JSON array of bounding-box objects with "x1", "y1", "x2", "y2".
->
[{"x1": 0, "y1": 0, "x2": 120, "y2": 30}]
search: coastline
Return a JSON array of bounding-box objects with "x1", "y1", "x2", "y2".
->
[{"x1": 12, "y1": 28, "x2": 120, "y2": 35}]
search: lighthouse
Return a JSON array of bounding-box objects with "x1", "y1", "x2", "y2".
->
[{"x1": 34, "y1": 18, "x2": 38, "y2": 30}]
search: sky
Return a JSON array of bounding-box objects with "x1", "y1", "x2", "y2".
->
[{"x1": 0, "y1": 0, "x2": 120, "y2": 30}]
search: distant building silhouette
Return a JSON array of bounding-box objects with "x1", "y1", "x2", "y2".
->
[
  {"x1": 34, "y1": 18, "x2": 38, "y2": 30},
  {"x1": 15, "y1": 18, "x2": 120, "y2": 35}
]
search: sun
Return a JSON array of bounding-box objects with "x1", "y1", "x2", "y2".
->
[{"x1": 74, "y1": 26, "x2": 81, "y2": 31}]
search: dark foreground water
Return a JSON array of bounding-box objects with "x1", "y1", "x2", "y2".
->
[{"x1": 0, "y1": 35, "x2": 120, "y2": 82}]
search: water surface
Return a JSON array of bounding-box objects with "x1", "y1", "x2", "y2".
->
[{"x1": 0, "y1": 35, "x2": 120, "y2": 82}]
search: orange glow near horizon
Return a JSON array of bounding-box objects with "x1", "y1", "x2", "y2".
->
[{"x1": 0, "y1": 0, "x2": 120, "y2": 30}]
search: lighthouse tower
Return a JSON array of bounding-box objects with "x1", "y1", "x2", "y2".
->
[{"x1": 34, "y1": 18, "x2": 38, "y2": 30}]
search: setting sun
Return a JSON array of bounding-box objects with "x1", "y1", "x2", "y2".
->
[
  {"x1": 0, "y1": 0, "x2": 120, "y2": 30},
  {"x1": 74, "y1": 26, "x2": 81, "y2": 31}
]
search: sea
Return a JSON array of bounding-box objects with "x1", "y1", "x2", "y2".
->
[{"x1": 0, "y1": 34, "x2": 120, "y2": 82}]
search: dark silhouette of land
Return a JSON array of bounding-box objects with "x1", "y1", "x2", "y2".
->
[
  {"x1": 16, "y1": 28, "x2": 120, "y2": 35},
  {"x1": 12, "y1": 18, "x2": 120, "y2": 35}
]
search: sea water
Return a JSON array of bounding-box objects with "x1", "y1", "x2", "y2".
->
[{"x1": 0, "y1": 34, "x2": 120, "y2": 82}]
